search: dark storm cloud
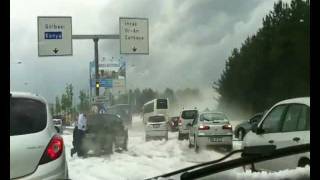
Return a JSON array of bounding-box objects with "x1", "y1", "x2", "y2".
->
[
  {"x1": 98, "y1": 0, "x2": 277, "y2": 91},
  {"x1": 11, "y1": 0, "x2": 287, "y2": 103}
]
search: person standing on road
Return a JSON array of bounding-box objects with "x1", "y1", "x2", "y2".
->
[
  {"x1": 71, "y1": 114, "x2": 79, "y2": 157},
  {"x1": 76, "y1": 113, "x2": 88, "y2": 157}
]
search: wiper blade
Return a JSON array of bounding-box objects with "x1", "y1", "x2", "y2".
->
[
  {"x1": 145, "y1": 149, "x2": 244, "y2": 180},
  {"x1": 146, "y1": 143, "x2": 309, "y2": 180},
  {"x1": 180, "y1": 143, "x2": 309, "y2": 180}
]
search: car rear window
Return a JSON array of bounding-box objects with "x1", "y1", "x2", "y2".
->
[
  {"x1": 149, "y1": 116, "x2": 165, "y2": 122},
  {"x1": 157, "y1": 99, "x2": 168, "y2": 109},
  {"x1": 200, "y1": 113, "x2": 228, "y2": 122},
  {"x1": 10, "y1": 97, "x2": 47, "y2": 136},
  {"x1": 181, "y1": 110, "x2": 197, "y2": 119}
]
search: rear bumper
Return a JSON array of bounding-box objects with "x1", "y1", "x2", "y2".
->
[
  {"x1": 197, "y1": 135, "x2": 233, "y2": 146},
  {"x1": 178, "y1": 127, "x2": 189, "y2": 134},
  {"x1": 13, "y1": 151, "x2": 68, "y2": 180},
  {"x1": 146, "y1": 130, "x2": 168, "y2": 137}
]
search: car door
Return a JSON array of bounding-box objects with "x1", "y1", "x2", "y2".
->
[
  {"x1": 273, "y1": 103, "x2": 310, "y2": 169},
  {"x1": 189, "y1": 117, "x2": 198, "y2": 144},
  {"x1": 244, "y1": 104, "x2": 288, "y2": 171}
]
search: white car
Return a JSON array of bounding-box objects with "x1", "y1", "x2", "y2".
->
[
  {"x1": 178, "y1": 109, "x2": 198, "y2": 140},
  {"x1": 10, "y1": 92, "x2": 68, "y2": 179},
  {"x1": 52, "y1": 118, "x2": 63, "y2": 134},
  {"x1": 188, "y1": 112, "x2": 233, "y2": 152},
  {"x1": 242, "y1": 97, "x2": 310, "y2": 171},
  {"x1": 145, "y1": 115, "x2": 168, "y2": 141}
]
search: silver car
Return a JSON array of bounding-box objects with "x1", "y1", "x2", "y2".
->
[
  {"x1": 145, "y1": 115, "x2": 168, "y2": 141},
  {"x1": 188, "y1": 112, "x2": 233, "y2": 152},
  {"x1": 10, "y1": 92, "x2": 68, "y2": 179}
]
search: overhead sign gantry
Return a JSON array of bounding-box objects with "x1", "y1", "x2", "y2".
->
[{"x1": 37, "y1": 16, "x2": 149, "y2": 97}]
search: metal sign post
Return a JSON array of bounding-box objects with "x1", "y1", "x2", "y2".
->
[
  {"x1": 72, "y1": 35, "x2": 120, "y2": 96},
  {"x1": 38, "y1": 16, "x2": 149, "y2": 99}
]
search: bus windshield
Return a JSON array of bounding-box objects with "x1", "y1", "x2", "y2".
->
[{"x1": 157, "y1": 99, "x2": 168, "y2": 109}]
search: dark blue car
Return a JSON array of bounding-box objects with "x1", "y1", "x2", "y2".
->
[{"x1": 234, "y1": 112, "x2": 263, "y2": 140}]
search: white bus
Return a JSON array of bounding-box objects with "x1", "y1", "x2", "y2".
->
[{"x1": 142, "y1": 99, "x2": 169, "y2": 124}]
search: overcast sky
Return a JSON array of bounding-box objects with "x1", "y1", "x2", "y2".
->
[{"x1": 10, "y1": 0, "x2": 291, "y2": 104}]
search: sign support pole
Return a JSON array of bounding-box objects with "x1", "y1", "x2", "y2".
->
[
  {"x1": 93, "y1": 38, "x2": 99, "y2": 96},
  {"x1": 72, "y1": 34, "x2": 120, "y2": 97}
]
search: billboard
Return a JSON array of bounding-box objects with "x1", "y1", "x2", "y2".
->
[{"x1": 89, "y1": 57, "x2": 126, "y2": 91}]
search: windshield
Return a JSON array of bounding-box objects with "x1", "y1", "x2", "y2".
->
[
  {"x1": 10, "y1": 0, "x2": 310, "y2": 179},
  {"x1": 182, "y1": 110, "x2": 197, "y2": 119},
  {"x1": 200, "y1": 113, "x2": 228, "y2": 122}
]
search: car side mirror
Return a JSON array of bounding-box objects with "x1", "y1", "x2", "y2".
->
[
  {"x1": 252, "y1": 124, "x2": 264, "y2": 134},
  {"x1": 256, "y1": 127, "x2": 265, "y2": 134}
]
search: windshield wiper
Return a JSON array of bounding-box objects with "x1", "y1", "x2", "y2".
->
[{"x1": 146, "y1": 144, "x2": 309, "y2": 180}]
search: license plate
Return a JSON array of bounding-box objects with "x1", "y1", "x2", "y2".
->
[
  {"x1": 210, "y1": 137, "x2": 222, "y2": 142},
  {"x1": 153, "y1": 124, "x2": 160, "y2": 128}
]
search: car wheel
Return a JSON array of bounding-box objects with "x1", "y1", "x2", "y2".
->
[
  {"x1": 225, "y1": 145, "x2": 233, "y2": 152},
  {"x1": 298, "y1": 157, "x2": 310, "y2": 167},
  {"x1": 238, "y1": 129, "x2": 245, "y2": 140},
  {"x1": 188, "y1": 138, "x2": 194, "y2": 148},
  {"x1": 178, "y1": 132, "x2": 182, "y2": 140},
  {"x1": 194, "y1": 136, "x2": 200, "y2": 153}
]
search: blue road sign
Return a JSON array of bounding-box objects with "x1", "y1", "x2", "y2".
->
[
  {"x1": 90, "y1": 79, "x2": 113, "y2": 88},
  {"x1": 100, "y1": 79, "x2": 113, "y2": 88},
  {"x1": 44, "y1": 32, "x2": 62, "y2": 39}
]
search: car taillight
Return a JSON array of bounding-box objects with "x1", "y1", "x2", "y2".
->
[
  {"x1": 223, "y1": 124, "x2": 232, "y2": 130},
  {"x1": 198, "y1": 125, "x2": 210, "y2": 130},
  {"x1": 39, "y1": 135, "x2": 64, "y2": 165}
]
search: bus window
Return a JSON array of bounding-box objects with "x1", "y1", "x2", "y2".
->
[{"x1": 157, "y1": 99, "x2": 168, "y2": 109}]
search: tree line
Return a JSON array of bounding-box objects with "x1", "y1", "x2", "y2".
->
[
  {"x1": 50, "y1": 83, "x2": 202, "y2": 124},
  {"x1": 214, "y1": 0, "x2": 309, "y2": 116},
  {"x1": 112, "y1": 87, "x2": 201, "y2": 114}
]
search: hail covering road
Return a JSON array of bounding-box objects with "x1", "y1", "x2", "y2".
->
[{"x1": 62, "y1": 115, "x2": 309, "y2": 180}]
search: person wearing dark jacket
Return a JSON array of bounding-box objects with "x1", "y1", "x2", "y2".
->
[
  {"x1": 76, "y1": 113, "x2": 87, "y2": 157},
  {"x1": 71, "y1": 118, "x2": 79, "y2": 157}
]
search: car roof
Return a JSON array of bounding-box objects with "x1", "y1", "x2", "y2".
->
[
  {"x1": 11, "y1": 91, "x2": 48, "y2": 105},
  {"x1": 274, "y1": 97, "x2": 310, "y2": 107}
]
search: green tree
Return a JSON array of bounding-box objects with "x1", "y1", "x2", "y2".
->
[
  {"x1": 78, "y1": 90, "x2": 90, "y2": 113},
  {"x1": 55, "y1": 96, "x2": 61, "y2": 115},
  {"x1": 215, "y1": 0, "x2": 309, "y2": 115}
]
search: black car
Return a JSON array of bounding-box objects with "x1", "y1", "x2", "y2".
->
[
  {"x1": 83, "y1": 113, "x2": 128, "y2": 156},
  {"x1": 234, "y1": 112, "x2": 263, "y2": 140}
]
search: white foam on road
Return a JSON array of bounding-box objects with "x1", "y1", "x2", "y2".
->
[{"x1": 62, "y1": 115, "x2": 309, "y2": 180}]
